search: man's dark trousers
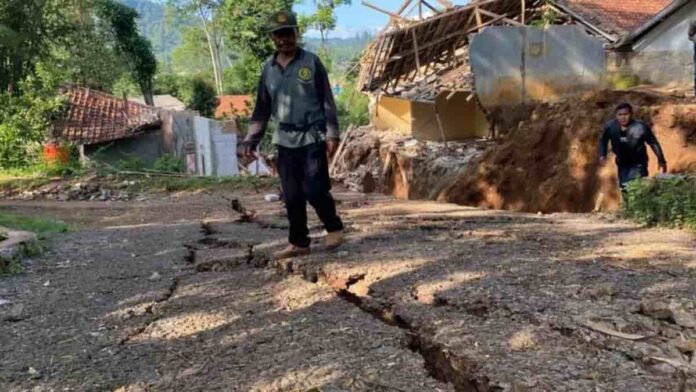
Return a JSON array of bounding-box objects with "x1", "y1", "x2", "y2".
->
[
  {"x1": 277, "y1": 141, "x2": 343, "y2": 248},
  {"x1": 618, "y1": 164, "x2": 648, "y2": 191}
]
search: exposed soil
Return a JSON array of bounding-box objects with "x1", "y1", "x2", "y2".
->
[
  {"x1": 335, "y1": 90, "x2": 696, "y2": 213},
  {"x1": 1, "y1": 189, "x2": 694, "y2": 391},
  {"x1": 443, "y1": 90, "x2": 696, "y2": 212}
]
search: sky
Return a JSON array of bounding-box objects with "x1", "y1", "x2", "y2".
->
[{"x1": 296, "y1": 1, "x2": 471, "y2": 39}]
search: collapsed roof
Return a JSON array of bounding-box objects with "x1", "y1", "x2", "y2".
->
[
  {"x1": 358, "y1": 0, "x2": 543, "y2": 101},
  {"x1": 359, "y1": 0, "x2": 687, "y2": 102},
  {"x1": 53, "y1": 87, "x2": 162, "y2": 145}
]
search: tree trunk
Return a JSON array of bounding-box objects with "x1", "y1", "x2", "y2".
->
[
  {"x1": 141, "y1": 79, "x2": 155, "y2": 106},
  {"x1": 196, "y1": 1, "x2": 224, "y2": 96}
]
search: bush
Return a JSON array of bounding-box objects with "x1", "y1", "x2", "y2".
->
[
  {"x1": 622, "y1": 176, "x2": 696, "y2": 231},
  {"x1": 0, "y1": 90, "x2": 66, "y2": 169},
  {"x1": 117, "y1": 156, "x2": 146, "y2": 172},
  {"x1": 336, "y1": 80, "x2": 369, "y2": 132},
  {"x1": 153, "y1": 154, "x2": 184, "y2": 173},
  {"x1": 185, "y1": 78, "x2": 218, "y2": 117}
]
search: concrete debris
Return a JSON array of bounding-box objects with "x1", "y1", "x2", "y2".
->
[
  {"x1": 0, "y1": 179, "x2": 139, "y2": 202},
  {"x1": 264, "y1": 194, "x2": 280, "y2": 202},
  {"x1": 0, "y1": 299, "x2": 10, "y2": 307},
  {"x1": 333, "y1": 126, "x2": 490, "y2": 200}
]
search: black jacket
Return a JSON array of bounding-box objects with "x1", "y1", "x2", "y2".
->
[{"x1": 599, "y1": 119, "x2": 666, "y2": 167}]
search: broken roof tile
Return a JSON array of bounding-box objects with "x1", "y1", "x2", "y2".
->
[
  {"x1": 53, "y1": 87, "x2": 162, "y2": 145},
  {"x1": 557, "y1": 0, "x2": 674, "y2": 38}
]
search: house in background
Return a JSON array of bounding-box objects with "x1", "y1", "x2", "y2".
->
[
  {"x1": 54, "y1": 87, "x2": 239, "y2": 177},
  {"x1": 555, "y1": 0, "x2": 696, "y2": 89},
  {"x1": 215, "y1": 95, "x2": 252, "y2": 119},
  {"x1": 53, "y1": 87, "x2": 164, "y2": 167},
  {"x1": 129, "y1": 94, "x2": 187, "y2": 111}
]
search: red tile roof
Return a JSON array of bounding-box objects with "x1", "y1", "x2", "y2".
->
[
  {"x1": 53, "y1": 87, "x2": 162, "y2": 145},
  {"x1": 215, "y1": 95, "x2": 252, "y2": 119},
  {"x1": 558, "y1": 0, "x2": 674, "y2": 38}
]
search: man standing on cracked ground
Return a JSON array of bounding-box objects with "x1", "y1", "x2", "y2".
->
[
  {"x1": 599, "y1": 102, "x2": 667, "y2": 193},
  {"x1": 243, "y1": 10, "x2": 344, "y2": 260}
]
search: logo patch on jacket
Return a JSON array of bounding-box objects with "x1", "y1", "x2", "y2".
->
[{"x1": 298, "y1": 67, "x2": 312, "y2": 82}]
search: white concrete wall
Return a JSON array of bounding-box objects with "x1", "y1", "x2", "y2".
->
[
  {"x1": 194, "y1": 117, "x2": 239, "y2": 177},
  {"x1": 610, "y1": 2, "x2": 696, "y2": 88},
  {"x1": 635, "y1": 1, "x2": 696, "y2": 53},
  {"x1": 470, "y1": 25, "x2": 605, "y2": 107},
  {"x1": 194, "y1": 117, "x2": 213, "y2": 176},
  {"x1": 210, "y1": 121, "x2": 239, "y2": 177}
]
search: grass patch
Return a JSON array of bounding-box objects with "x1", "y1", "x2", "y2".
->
[
  {"x1": 0, "y1": 211, "x2": 68, "y2": 238},
  {"x1": 622, "y1": 176, "x2": 696, "y2": 231},
  {"x1": 0, "y1": 256, "x2": 24, "y2": 276},
  {"x1": 0, "y1": 241, "x2": 45, "y2": 276}
]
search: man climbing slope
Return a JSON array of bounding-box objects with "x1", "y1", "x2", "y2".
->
[
  {"x1": 243, "y1": 10, "x2": 344, "y2": 259},
  {"x1": 599, "y1": 102, "x2": 667, "y2": 191}
]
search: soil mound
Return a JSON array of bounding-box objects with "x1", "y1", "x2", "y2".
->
[{"x1": 441, "y1": 91, "x2": 696, "y2": 212}]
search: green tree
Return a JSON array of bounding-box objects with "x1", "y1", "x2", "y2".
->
[
  {"x1": 223, "y1": 53, "x2": 261, "y2": 94},
  {"x1": 220, "y1": 0, "x2": 294, "y2": 64},
  {"x1": 184, "y1": 77, "x2": 218, "y2": 117},
  {"x1": 172, "y1": 26, "x2": 217, "y2": 76},
  {"x1": 167, "y1": 0, "x2": 226, "y2": 96},
  {"x1": 307, "y1": 1, "x2": 351, "y2": 50},
  {"x1": 0, "y1": 0, "x2": 72, "y2": 94},
  {"x1": 94, "y1": 0, "x2": 158, "y2": 105}
]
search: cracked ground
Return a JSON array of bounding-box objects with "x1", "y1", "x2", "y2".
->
[{"x1": 1, "y1": 189, "x2": 695, "y2": 391}]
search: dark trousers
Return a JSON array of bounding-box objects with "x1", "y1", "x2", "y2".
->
[
  {"x1": 693, "y1": 42, "x2": 696, "y2": 95},
  {"x1": 277, "y1": 142, "x2": 343, "y2": 248},
  {"x1": 618, "y1": 164, "x2": 648, "y2": 191}
]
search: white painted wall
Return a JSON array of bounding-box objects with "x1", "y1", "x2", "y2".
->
[
  {"x1": 634, "y1": 1, "x2": 696, "y2": 53},
  {"x1": 194, "y1": 117, "x2": 239, "y2": 177},
  {"x1": 210, "y1": 121, "x2": 239, "y2": 177},
  {"x1": 194, "y1": 116, "x2": 213, "y2": 176}
]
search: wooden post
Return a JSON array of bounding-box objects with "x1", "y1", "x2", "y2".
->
[
  {"x1": 521, "y1": 0, "x2": 526, "y2": 24},
  {"x1": 433, "y1": 101, "x2": 448, "y2": 148},
  {"x1": 411, "y1": 29, "x2": 422, "y2": 76}
]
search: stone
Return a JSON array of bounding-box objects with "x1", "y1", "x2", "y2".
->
[
  {"x1": 641, "y1": 297, "x2": 696, "y2": 329},
  {"x1": 27, "y1": 367, "x2": 41, "y2": 379},
  {"x1": 148, "y1": 272, "x2": 162, "y2": 282},
  {"x1": 361, "y1": 172, "x2": 376, "y2": 194},
  {"x1": 675, "y1": 339, "x2": 696, "y2": 354},
  {"x1": 5, "y1": 303, "x2": 27, "y2": 322}
]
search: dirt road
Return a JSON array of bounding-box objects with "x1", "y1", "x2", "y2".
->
[{"x1": 1, "y1": 190, "x2": 694, "y2": 391}]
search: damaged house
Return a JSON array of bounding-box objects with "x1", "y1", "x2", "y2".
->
[
  {"x1": 555, "y1": 0, "x2": 696, "y2": 88},
  {"x1": 360, "y1": 0, "x2": 696, "y2": 141},
  {"x1": 53, "y1": 87, "x2": 239, "y2": 177}
]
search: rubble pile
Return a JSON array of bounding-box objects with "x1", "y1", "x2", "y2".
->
[
  {"x1": 0, "y1": 178, "x2": 143, "y2": 202},
  {"x1": 333, "y1": 126, "x2": 491, "y2": 199},
  {"x1": 336, "y1": 90, "x2": 696, "y2": 213}
]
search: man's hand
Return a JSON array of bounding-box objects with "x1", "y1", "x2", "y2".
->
[
  {"x1": 244, "y1": 144, "x2": 257, "y2": 160},
  {"x1": 659, "y1": 162, "x2": 668, "y2": 173},
  {"x1": 598, "y1": 156, "x2": 607, "y2": 166},
  {"x1": 327, "y1": 139, "x2": 339, "y2": 158}
]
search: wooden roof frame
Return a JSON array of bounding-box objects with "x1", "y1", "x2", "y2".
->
[{"x1": 358, "y1": 0, "x2": 541, "y2": 96}]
